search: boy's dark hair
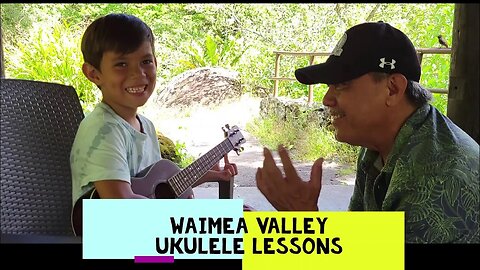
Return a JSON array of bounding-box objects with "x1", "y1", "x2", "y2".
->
[{"x1": 81, "y1": 13, "x2": 155, "y2": 70}]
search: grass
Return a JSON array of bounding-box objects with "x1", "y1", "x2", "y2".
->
[
  {"x1": 339, "y1": 166, "x2": 356, "y2": 177},
  {"x1": 246, "y1": 113, "x2": 360, "y2": 165},
  {"x1": 174, "y1": 141, "x2": 196, "y2": 168}
]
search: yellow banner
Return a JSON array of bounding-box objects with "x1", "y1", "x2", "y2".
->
[{"x1": 242, "y1": 211, "x2": 404, "y2": 270}]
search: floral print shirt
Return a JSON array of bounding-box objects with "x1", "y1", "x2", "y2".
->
[{"x1": 349, "y1": 104, "x2": 479, "y2": 243}]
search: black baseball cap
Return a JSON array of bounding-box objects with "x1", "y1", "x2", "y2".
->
[{"x1": 295, "y1": 22, "x2": 421, "y2": 85}]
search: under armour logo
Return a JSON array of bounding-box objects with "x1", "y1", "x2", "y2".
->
[{"x1": 379, "y1": 58, "x2": 396, "y2": 69}]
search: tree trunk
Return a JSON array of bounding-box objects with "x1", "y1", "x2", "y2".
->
[
  {"x1": 447, "y1": 4, "x2": 479, "y2": 143},
  {"x1": 1, "y1": 24, "x2": 4, "y2": 78}
]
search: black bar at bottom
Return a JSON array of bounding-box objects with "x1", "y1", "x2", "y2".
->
[{"x1": 1, "y1": 243, "x2": 477, "y2": 269}]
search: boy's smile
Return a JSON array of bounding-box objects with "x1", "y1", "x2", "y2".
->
[{"x1": 125, "y1": 85, "x2": 148, "y2": 94}]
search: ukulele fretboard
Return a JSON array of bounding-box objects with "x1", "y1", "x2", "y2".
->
[{"x1": 167, "y1": 139, "x2": 233, "y2": 196}]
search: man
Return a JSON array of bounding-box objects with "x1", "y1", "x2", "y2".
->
[{"x1": 256, "y1": 22, "x2": 479, "y2": 243}]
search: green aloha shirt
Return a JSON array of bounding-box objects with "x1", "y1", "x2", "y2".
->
[{"x1": 348, "y1": 103, "x2": 479, "y2": 243}]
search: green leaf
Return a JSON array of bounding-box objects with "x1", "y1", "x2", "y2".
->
[{"x1": 205, "y1": 35, "x2": 219, "y2": 66}]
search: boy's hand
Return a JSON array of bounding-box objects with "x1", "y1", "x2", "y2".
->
[{"x1": 211, "y1": 154, "x2": 238, "y2": 181}]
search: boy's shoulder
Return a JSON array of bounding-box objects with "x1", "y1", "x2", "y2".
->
[
  {"x1": 77, "y1": 103, "x2": 132, "y2": 139},
  {"x1": 80, "y1": 103, "x2": 118, "y2": 127},
  {"x1": 77, "y1": 104, "x2": 156, "y2": 139}
]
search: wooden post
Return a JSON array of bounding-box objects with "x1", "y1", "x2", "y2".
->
[
  {"x1": 1, "y1": 24, "x2": 5, "y2": 78},
  {"x1": 308, "y1": 55, "x2": 315, "y2": 104},
  {"x1": 416, "y1": 52, "x2": 424, "y2": 65},
  {"x1": 218, "y1": 177, "x2": 234, "y2": 199},
  {"x1": 447, "y1": 4, "x2": 479, "y2": 143},
  {"x1": 273, "y1": 53, "x2": 281, "y2": 97}
]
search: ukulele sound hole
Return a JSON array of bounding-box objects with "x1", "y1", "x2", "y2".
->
[{"x1": 155, "y1": 182, "x2": 177, "y2": 199}]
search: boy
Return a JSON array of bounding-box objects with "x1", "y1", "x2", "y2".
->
[{"x1": 71, "y1": 13, "x2": 237, "y2": 205}]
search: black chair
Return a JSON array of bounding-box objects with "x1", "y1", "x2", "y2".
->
[
  {"x1": 1, "y1": 78, "x2": 234, "y2": 242},
  {"x1": 1, "y1": 78, "x2": 84, "y2": 242}
]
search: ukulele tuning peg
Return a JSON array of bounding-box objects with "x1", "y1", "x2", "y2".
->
[
  {"x1": 234, "y1": 147, "x2": 244, "y2": 155},
  {"x1": 225, "y1": 124, "x2": 230, "y2": 130}
]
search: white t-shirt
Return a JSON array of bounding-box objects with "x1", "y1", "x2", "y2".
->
[{"x1": 70, "y1": 102, "x2": 161, "y2": 204}]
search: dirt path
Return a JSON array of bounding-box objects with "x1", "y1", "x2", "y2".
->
[{"x1": 140, "y1": 94, "x2": 356, "y2": 188}]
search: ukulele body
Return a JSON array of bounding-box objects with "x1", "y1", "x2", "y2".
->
[{"x1": 131, "y1": 159, "x2": 194, "y2": 199}]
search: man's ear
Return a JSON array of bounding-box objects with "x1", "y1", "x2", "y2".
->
[
  {"x1": 82, "y1": 63, "x2": 101, "y2": 86},
  {"x1": 386, "y1": 73, "x2": 408, "y2": 107}
]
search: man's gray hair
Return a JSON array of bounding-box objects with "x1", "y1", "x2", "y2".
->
[
  {"x1": 405, "y1": 80, "x2": 432, "y2": 107},
  {"x1": 371, "y1": 72, "x2": 432, "y2": 107}
]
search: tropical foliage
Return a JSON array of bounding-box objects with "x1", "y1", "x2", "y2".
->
[
  {"x1": 1, "y1": 3, "x2": 454, "y2": 113},
  {"x1": 177, "y1": 34, "x2": 250, "y2": 72},
  {"x1": 1, "y1": 4, "x2": 455, "y2": 163}
]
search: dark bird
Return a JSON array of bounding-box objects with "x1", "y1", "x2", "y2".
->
[{"x1": 438, "y1": 35, "x2": 449, "y2": 48}]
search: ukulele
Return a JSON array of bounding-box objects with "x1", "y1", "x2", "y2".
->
[{"x1": 71, "y1": 124, "x2": 246, "y2": 236}]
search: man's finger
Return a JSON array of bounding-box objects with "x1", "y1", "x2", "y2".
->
[
  {"x1": 255, "y1": 167, "x2": 265, "y2": 192},
  {"x1": 256, "y1": 167, "x2": 273, "y2": 194},
  {"x1": 263, "y1": 147, "x2": 283, "y2": 178},
  {"x1": 278, "y1": 145, "x2": 299, "y2": 182},
  {"x1": 310, "y1": 158, "x2": 324, "y2": 192}
]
